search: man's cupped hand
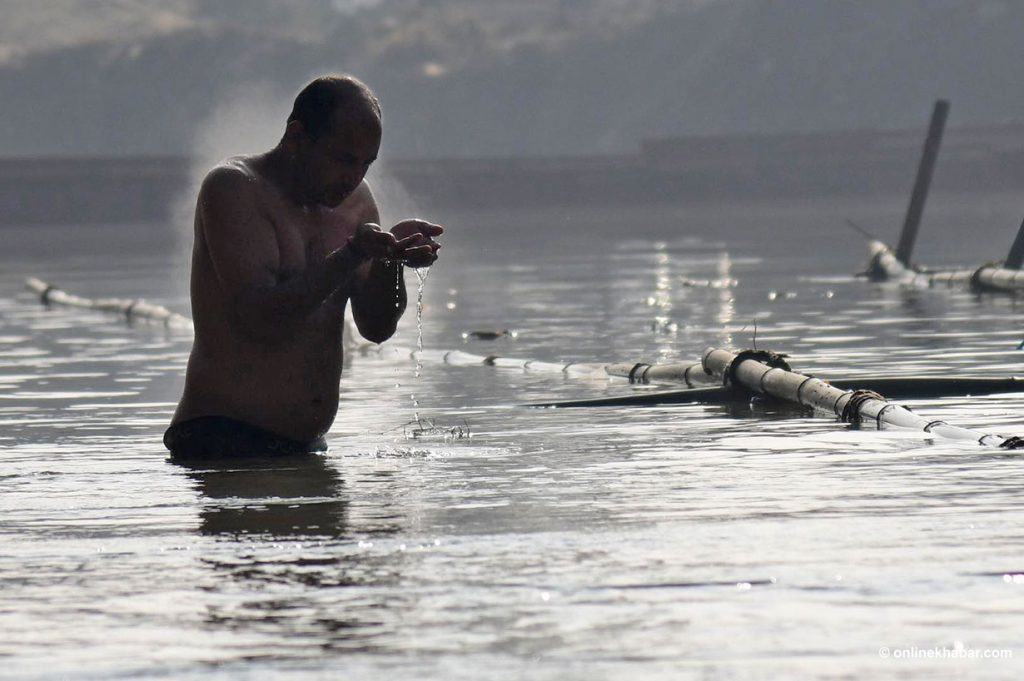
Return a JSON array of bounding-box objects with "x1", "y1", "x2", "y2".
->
[
  {"x1": 391, "y1": 220, "x2": 443, "y2": 268},
  {"x1": 350, "y1": 221, "x2": 443, "y2": 268}
]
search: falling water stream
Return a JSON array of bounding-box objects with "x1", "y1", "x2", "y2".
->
[
  {"x1": 389, "y1": 261, "x2": 467, "y2": 441},
  {"x1": 411, "y1": 266, "x2": 430, "y2": 422}
]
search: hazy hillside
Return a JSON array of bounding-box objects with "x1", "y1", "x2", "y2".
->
[{"x1": 2, "y1": 0, "x2": 1023, "y2": 158}]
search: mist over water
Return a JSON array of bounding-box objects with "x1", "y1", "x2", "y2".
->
[
  {"x1": 367, "y1": 162, "x2": 423, "y2": 230},
  {"x1": 170, "y1": 82, "x2": 288, "y2": 262},
  {"x1": 177, "y1": 76, "x2": 426, "y2": 230}
]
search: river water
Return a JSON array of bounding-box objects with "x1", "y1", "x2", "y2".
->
[{"x1": 1, "y1": 189, "x2": 1023, "y2": 679}]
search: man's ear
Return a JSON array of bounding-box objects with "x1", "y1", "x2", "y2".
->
[{"x1": 281, "y1": 120, "x2": 306, "y2": 154}]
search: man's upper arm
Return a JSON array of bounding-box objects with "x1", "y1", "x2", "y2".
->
[
  {"x1": 198, "y1": 164, "x2": 279, "y2": 298},
  {"x1": 349, "y1": 179, "x2": 382, "y2": 293},
  {"x1": 348, "y1": 179, "x2": 402, "y2": 342},
  {"x1": 352, "y1": 179, "x2": 381, "y2": 227}
]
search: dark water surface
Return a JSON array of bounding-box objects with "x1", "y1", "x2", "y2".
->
[{"x1": 2, "y1": 189, "x2": 1023, "y2": 679}]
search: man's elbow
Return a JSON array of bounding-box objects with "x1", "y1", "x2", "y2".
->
[
  {"x1": 356, "y1": 317, "x2": 398, "y2": 345},
  {"x1": 359, "y1": 327, "x2": 397, "y2": 345}
]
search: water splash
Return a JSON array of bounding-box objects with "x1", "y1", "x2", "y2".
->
[{"x1": 402, "y1": 417, "x2": 471, "y2": 441}]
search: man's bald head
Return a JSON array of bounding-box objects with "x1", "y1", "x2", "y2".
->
[{"x1": 287, "y1": 75, "x2": 381, "y2": 141}]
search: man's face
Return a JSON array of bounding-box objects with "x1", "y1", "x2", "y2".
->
[{"x1": 297, "y1": 112, "x2": 381, "y2": 208}]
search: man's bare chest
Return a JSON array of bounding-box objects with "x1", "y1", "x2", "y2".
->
[{"x1": 269, "y1": 205, "x2": 361, "y2": 277}]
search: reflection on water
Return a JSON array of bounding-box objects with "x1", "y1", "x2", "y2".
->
[
  {"x1": 172, "y1": 456, "x2": 413, "y2": 655},
  {"x1": 2, "y1": 195, "x2": 1024, "y2": 679},
  {"x1": 175, "y1": 455, "x2": 349, "y2": 539}
]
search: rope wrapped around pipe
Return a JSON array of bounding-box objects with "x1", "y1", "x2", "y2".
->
[
  {"x1": 702, "y1": 347, "x2": 1022, "y2": 449},
  {"x1": 839, "y1": 389, "x2": 887, "y2": 425},
  {"x1": 722, "y1": 349, "x2": 791, "y2": 393}
]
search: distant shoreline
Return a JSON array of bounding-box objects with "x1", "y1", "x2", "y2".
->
[{"x1": 3, "y1": 123, "x2": 1024, "y2": 225}]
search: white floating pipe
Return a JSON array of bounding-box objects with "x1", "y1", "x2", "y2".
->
[
  {"x1": 27, "y1": 277, "x2": 612, "y2": 378},
  {"x1": 864, "y1": 241, "x2": 941, "y2": 286},
  {"x1": 700, "y1": 347, "x2": 1020, "y2": 449},
  {"x1": 604, "y1": 361, "x2": 719, "y2": 387},
  {"x1": 358, "y1": 338, "x2": 608, "y2": 376},
  {"x1": 25, "y1": 278, "x2": 193, "y2": 329},
  {"x1": 23, "y1": 279, "x2": 1024, "y2": 448},
  {"x1": 863, "y1": 243, "x2": 1024, "y2": 292},
  {"x1": 970, "y1": 265, "x2": 1024, "y2": 292}
]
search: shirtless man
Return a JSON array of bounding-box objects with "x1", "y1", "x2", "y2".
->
[{"x1": 165, "y1": 75, "x2": 442, "y2": 458}]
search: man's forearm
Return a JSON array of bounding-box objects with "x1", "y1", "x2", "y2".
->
[
  {"x1": 352, "y1": 259, "x2": 407, "y2": 343},
  {"x1": 229, "y1": 244, "x2": 367, "y2": 345}
]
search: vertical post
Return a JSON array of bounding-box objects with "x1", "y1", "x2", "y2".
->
[
  {"x1": 1005, "y1": 215, "x2": 1024, "y2": 269},
  {"x1": 895, "y1": 99, "x2": 950, "y2": 267}
]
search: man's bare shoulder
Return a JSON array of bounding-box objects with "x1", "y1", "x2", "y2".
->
[
  {"x1": 194, "y1": 156, "x2": 281, "y2": 252},
  {"x1": 200, "y1": 156, "x2": 263, "y2": 201}
]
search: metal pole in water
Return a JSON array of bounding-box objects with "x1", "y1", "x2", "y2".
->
[
  {"x1": 1004, "y1": 215, "x2": 1024, "y2": 270},
  {"x1": 894, "y1": 99, "x2": 950, "y2": 267}
]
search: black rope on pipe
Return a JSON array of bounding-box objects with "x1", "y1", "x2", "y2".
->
[
  {"x1": 124, "y1": 299, "x2": 141, "y2": 319},
  {"x1": 969, "y1": 261, "x2": 1003, "y2": 292},
  {"x1": 759, "y1": 367, "x2": 784, "y2": 394},
  {"x1": 831, "y1": 393, "x2": 844, "y2": 415},
  {"x1": 723, "y1": 350, "x2": 791, "y2": 393},
  {"x1": 688, "y1": 364, "x2": 715, "y2": 388},
  {"x1": 863, "y1": 251, "x2": 886, "y2": 281},
  {"x1": 795, "y1": 376, "x2": 817, "y2": 408},
  {"x1": 839, "y1": 389, "x2": 886, "y2": 425},
  {"x1": 923, "y1": 420, "x2": 948, "y2": 433},
  {"x1": 628, "y1": 363, "x2": 651, "y2": 384},
  {"x1": 875, "y1": 403, "x2": 899, "y2": 429},
  {"x1": 39, "y1": 284, "x2": 58, "y2": 304},
  {"x1": 998, "y1": 435, "x2": 1024, "y2": 450}
]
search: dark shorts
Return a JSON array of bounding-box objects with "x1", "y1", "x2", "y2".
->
[{"x1": 164, "y1": 416, "x2": 328, "y2": 459}]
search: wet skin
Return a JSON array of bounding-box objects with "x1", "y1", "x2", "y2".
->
[{"x1": 171, "y1": 112, "x2": 443, "y2": 442}]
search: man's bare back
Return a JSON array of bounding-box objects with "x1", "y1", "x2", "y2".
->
[{"x1": 166, "y1": 76, "x2": 442, "y2": 457}]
